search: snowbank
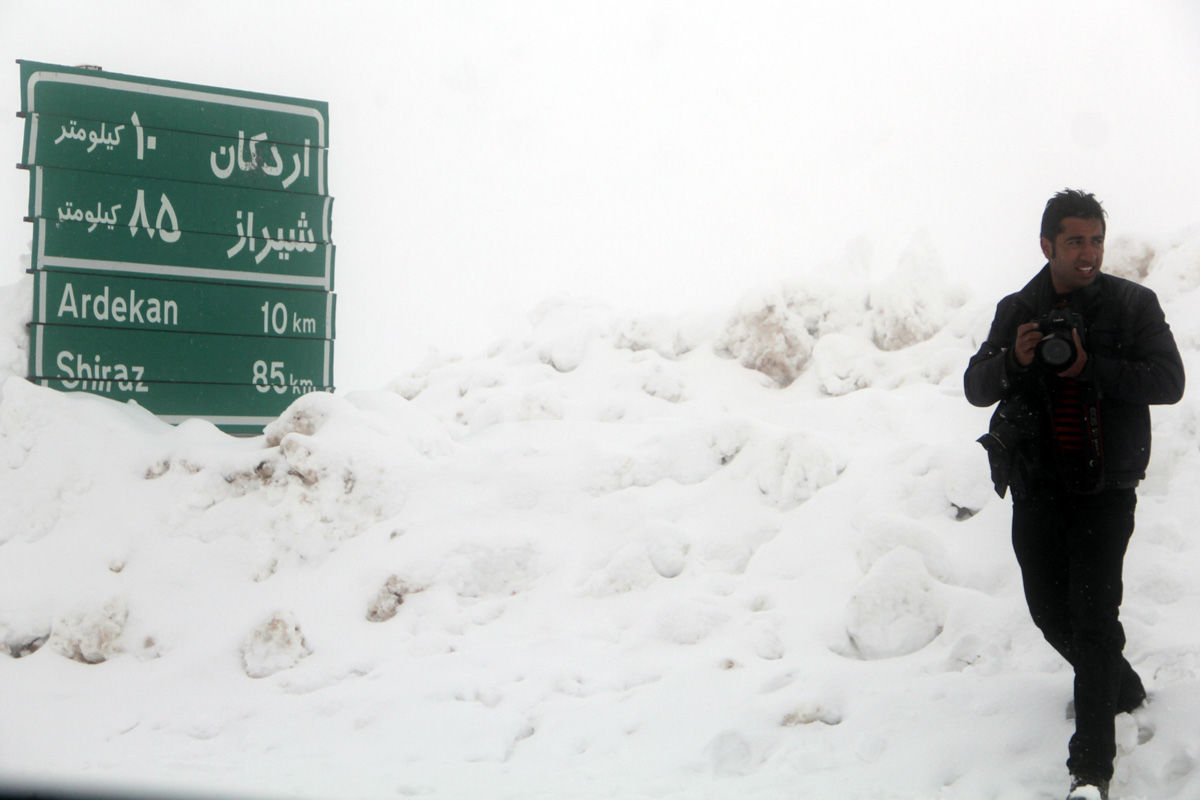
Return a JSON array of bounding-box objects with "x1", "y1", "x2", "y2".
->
[{"x1": 1, "y1": 231, "x2": 1199, "y2": 800}]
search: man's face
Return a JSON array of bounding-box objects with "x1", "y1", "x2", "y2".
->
[{"x1": 1041, "y1": 216, "x2": 1105, "y2": 294}]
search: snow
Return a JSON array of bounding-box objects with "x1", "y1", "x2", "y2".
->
[
  {"x1": 2, "y1": 232, "x2": 1199, "y2": 800},
  {"x1": 2, "y1": 3, "x2": 1200, "y2": 797}
]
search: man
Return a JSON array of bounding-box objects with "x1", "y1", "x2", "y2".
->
[{"x1": 964, "y1": 189, "x2": 1185, "y2": 800}]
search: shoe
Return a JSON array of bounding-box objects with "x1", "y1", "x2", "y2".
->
[
  {"x1": 1067, "y1": 776, "x2": 1109, "y2": 800},
  {"x1": 1117, "y1": 667, "x2": 1147, "y2": 714},
  {"x1": 1117, "y1": 683, "x2": 1147, "y2": 715}
]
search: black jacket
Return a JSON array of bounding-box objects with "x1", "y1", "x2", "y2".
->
[{"x1": 964, "y1": 266, "x2": 1184, "y2": 494}]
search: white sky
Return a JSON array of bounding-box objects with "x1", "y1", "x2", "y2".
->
[{"x1": 2, "y1": 0, "x2": 1199, "y2": 389}]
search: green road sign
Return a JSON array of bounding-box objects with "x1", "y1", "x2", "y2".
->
[
  {"x1": 23, "y1": 111, "x2": 328, "y2": 195},
  {"x1": 19, "y1": 61, "x2": 335, "y2": 433},
  {"x1": 29, "y1": 165, "x2": 332, "y2": 242},
  {"x1": 31, "y1": 377, "x2": 334, "y2": 434},
  {"x1": 30, "y1": 323, "x2": 332, "y2": 388},
  {"x1": 20, "y1": 61, "x2": 327, "y2": 149},
  {"x1": 33, "y1": 270, "x2": 335, "y2": 339},
  {"x1": 32, "y1": 215, "x2": 335, "y2": 289}
]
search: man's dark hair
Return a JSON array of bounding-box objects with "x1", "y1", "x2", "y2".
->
[{"x1": 1040, "y1": 189, "x2": 1107, "y2": 242}]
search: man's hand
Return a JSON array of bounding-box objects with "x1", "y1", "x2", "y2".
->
[
  {"x1": 1014, "y1": 322, "x2": 1042, "y2": 367},
  {"x1": 1057, "y1": 328, "x2": 1088, "y2": 378}
]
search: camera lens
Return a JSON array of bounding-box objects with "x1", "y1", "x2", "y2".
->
[{"x1": 1037, "y1": 335, "x2": 1075, "y2": 368}]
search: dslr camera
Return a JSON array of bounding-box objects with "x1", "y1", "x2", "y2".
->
[{"x1": 1034, "y1": 308, "x2": 1086, "y2": 370}]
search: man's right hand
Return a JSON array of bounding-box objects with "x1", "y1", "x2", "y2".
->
[{"x1": 1014, "y1": 322, "x2": 1043, "y2": 367}]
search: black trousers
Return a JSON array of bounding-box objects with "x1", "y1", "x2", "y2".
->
[{"x1": 1012, "y1": 487, "x2": 1142, "y2": 783}]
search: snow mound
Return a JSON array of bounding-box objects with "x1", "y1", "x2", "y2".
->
[
  {"x1": 1105, "y1": 235, "x2": 1157, "y2": 282},
  {"x1": 747, "y1": 430, "x2": 846, "y2": 509},
  {"x1": 1144, "y1": 228, "x2": 1200, "y2": 299},
  {"x1": 50, "y1": 597, "x2": 128, "y2": 664},
  {"x1": 868, "y1": 230, "x2": 966, "y2": 351},
  {"x1": 843, "y1": 546, "x2": 946, "y2": 659},
  {"x1": 811, "y1": 333, "x2": 883, "y2": 395},
  {"x1": 0, "y1": 610, "x2": 50, "y2": 658},
  {"x1": 241, "y1": 611, "x2": 312, "y2": 678},
  {"x1": 714, "y1": 236, "x2": 968, "y2": 388},
  {"x1": 365, "y1": 575, "x2": 411, "y2": 622},
  {"x1": 715, "y1": 288, "x2": 817, "y2": 387}
]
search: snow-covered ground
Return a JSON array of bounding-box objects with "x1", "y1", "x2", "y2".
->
[{"x1": 2, "y1": 229, "x2": 1199, "y2": 800}]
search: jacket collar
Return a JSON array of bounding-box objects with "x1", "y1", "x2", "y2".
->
[{"x1": 1019, "y1": 264, "x2": 1106, "y2": 312}]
